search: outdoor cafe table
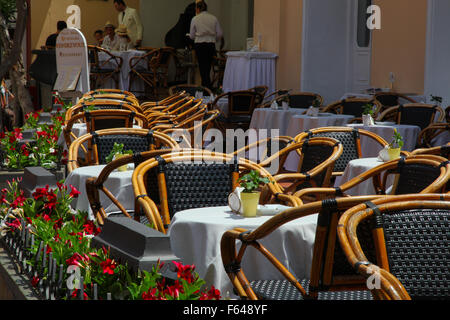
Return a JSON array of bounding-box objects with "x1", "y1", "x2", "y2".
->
[
  {"x1": 168, "y1": 205, "x2": 318, "y2": 297},
  {"x1": 98, "y1": 49, "x2": 146, "y2": 94},
  {"x1": 284, "y1": 113, "x2": 355, "y2": 171},
  {"x1": 346, "y1": 123, "x2": 421, "y2": 156},
  {"x1": 249, "y1": 108, "x2": 307, "y2": 136},
  {"x1": 222, "y1": 51, "x2": 278, "y2": 95},
  {"x1": 333, "y1": 157, "x2": 394, "y2": 196},
  {"x1": 64, "y1": 164, "x2": 135, "y2": 221}
]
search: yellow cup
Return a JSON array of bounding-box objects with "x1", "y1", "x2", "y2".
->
[
  {"x1": 114, "y1": 154, "x2": 128, "y2": 171},
  {"x1": 240, "y1": 192, "x2": 260, "y2": 217},
  {"x1": 387, "y1": 147, "x2": 401, "y2": 160}
]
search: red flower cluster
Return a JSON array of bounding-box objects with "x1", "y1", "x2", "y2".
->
[
  {"x1": 100, "y1": 258, "x2": 117, "y2": 275},
  {"x1": 172, "y1": 261, "x2": 197, "y2": 284},
  {"x1": 83, "y1": 220, "x2": 101, "y2": 236},
  {"x1": 199, "y1": 285, "x2": 221, "y2": 300}
]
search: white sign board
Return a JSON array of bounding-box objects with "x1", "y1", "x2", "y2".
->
[{"x1": 55, "y1": 28, "x2": 89, "y2": 94}]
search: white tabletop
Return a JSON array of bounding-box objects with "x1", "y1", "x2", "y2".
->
[
  {"x1": 333, "y1": 157, "x2": 394, "y2": 196},
  {"x1": 168, "y1": 205, "x2": 317, "y2": 297},
  {"x1": 98, "y1": 49, "x2": 147, "y2": 94},
  {"x1": 284, "y1": 113, "x2": 355, "y2": 171},
  {"x1": 250, "y1": 108, "x2": 307, "y2": 136},
  {"x1": 222, "y1": 51, "x2": 278, "y2": 95},
  {"x1": 64, "y1": 164, "x2": 134, "y2": 220},
  {"x1": 346, "y1": 123, "x2": 421, "y2": 155}
]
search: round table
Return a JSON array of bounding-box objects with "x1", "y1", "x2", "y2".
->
[
  {"x1": 222, "y1": 51, "x2": 278, "y2": 95},
  {"x1": 168, "y1": 205, "x2": 318, "y2": 297},
  {"x1": 333, "y1": 157, "x2": 394, "y2": 196},
  {"x1": 64, "y1": 164, "x2": 135, "y2": 220},
  {"x1": 346, "y1": 123, "x2": 421, "y2": 156},
  {"x1": 284, "y1": 113, "x2": 355, "y2": 171},
  {"x1": 98, "y1": 49, "x2": 147, "y2": 94},
  {"x1": 431, "y1": 130, "x2": 450, "y2": 147},
  {"x1": 250, "y1": 108, "x2": 307, "y2": 136}
]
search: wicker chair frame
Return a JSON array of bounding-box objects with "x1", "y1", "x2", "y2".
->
[
  {"x1": 377, "y1": 103, "x2": 445, "y2": 130},
  {"x1": 67, "y1": 128, "x2": 178, "y2": 172},
  {"x1": 373, "y1": 91, "x2": 417, "y2": 113},
  {"x1": 221, "y1": 194, "x2": 401, "y2": 300},
  {"x1": 132, "y1": 150, "x2": 302, "y2": 233},
  {"x1": 293, "y1": 155, "x2": 450, "y2": 201},
  {"x1": 337, "y1": 194, "x2": 450, "y2": 300},
  {"x1": 322, "y1": 98, "x2": 383, "y2": 122},
  {"x1": 295, "y1": 126, "x2": 389, "y2": 176},
  {"x1": 168, "y1": 84, "x2": 213, "y2": 97},
  {"x1": 287, "y1": 92, "x2": 323, "y2": 109},
  {"x1": 87, "y1": 45, "x2": 123, "y2": 90},
  {"x1": 417, "y1": 123, "x2": 450, "y2": 148}
]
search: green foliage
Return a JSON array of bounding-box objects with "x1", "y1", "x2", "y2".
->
[
  {"x1": 105, "y1": 142, "x2": 133, "y2": 163},
  {"x1": 239, "y1": 170, "x2": 270, "y2": 193},
  {"x1": 362, "y1": 103, "x2": 375, "y2": 115},
  {"x1": 312, "y1": 98, "x2": 321, "y2": 108},
  {"x1": 389, "y1": 129, "x2": 404, "y2": 149}
]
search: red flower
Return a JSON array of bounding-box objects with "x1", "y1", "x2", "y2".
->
[
  {"x1": 172, "y1": 261, "x2": 196, "y2": 284},
  {"x1": 142, "y1": 288, "x2": 159, "y2": 300},
  {"x1": 100, "y1": 258, "x2": 117, "y2": 275},
  {"x1": 71, "y1": 289, "x2": 88, "y2": 300},
  {"x1": 13, "y1": 128, "x2": 22, "y2": 140},
  {"x1": 69, "y1": 185, "x2": 81, "y2": 198},
  {"x1": 11, "y1": 191, "x2": 26, "y2": 208},
  {"x1": 83, "y1": 220, "x2": 101, "y2": 236},
  {"x1": 31, "y1": 276, "x2": 39, "y2": 287},
  {"x1": 6, "y1": 218, "x2": 21, "y2": 231},
  {"x1": 66, "y1": 252, "x2": 87, "y2": 267}
]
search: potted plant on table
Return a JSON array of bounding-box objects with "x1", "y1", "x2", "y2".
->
[
  {"x1": 238, "y1": 170, "x2": 270, "y2": 217},
  {"x1": 105, "y1": 143, "x2": 133, "y2": 171},
  {"x1": 362, "y1": 103, "x2": 375, "y2": 126},
  {"x1": 388, "y1": 129, "x2": 404, "y2": 160}
]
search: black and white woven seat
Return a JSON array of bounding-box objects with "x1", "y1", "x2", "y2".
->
[{"x1": 337, "y1": 194, "x2": 450, "y2": 300}]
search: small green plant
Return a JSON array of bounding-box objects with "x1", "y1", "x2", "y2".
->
[
  {"x1": 362, "y1": 103, "x2": 375, "y2": 116},
  {"x1": 389, "y1": 129, "x2": 404, "y2": 149},
  {"x1": 105, "y1": 143, "x2": 133, "y2": 163},
  {"x1": 430, "y1": 95, "x2": 442, "y2": 105},
  {"x1": 312, "y1": 99, "x2": 321, "y2": 109},
  {"x1": 239, "y1": 170, "x2": 271, "y2": 193}
]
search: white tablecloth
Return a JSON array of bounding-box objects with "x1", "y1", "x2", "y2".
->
[
  {"x1": 333, "y1": 157, "x2": 394, "y2": 196},
  {"x1": 222, "y1": 51, "x2": 278, "y2": 95},
  {"x1": 168, "y1": 206, "x2": 317, "y2": 297},
  {"x1": 98, "y1": 50, "x2": 146, "y2": 94},
  {"x1": 250, "y1": 108, "x2": 307, "y2": 136},
  {"x1": 431, "y1": 130, "x2": 450, "y2": 147},
  {"x1": 64, "y1": 164, "x2": 134, "y2": 220},
  {"x1": 284, "y1": 114, "x2": 355, "y2": 171},
  {"x1": 346, "y1": 123, "x2": 421, "y2": 155}
]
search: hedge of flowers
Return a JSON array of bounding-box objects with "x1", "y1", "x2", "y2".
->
[
  {"x1": 0, "y1": 109, "x2": 67, "y2": 170},
  {"x1": 0, "y1": 178, "x2": 221, "y2": 300}
]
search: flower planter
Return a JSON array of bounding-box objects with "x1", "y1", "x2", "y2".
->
[
  {"x1": 387, "y1": 147, "x2": 401, "y2": 160},
  {"x1": 0, "y1": 167, "x2": 65, "y2": 190}
]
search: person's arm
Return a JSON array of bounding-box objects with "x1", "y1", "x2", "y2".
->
[
  {"x1": 189, "y1": 18, "x2": 196, "y2": 40},
  {"x1": 215, "y1": 18, "x2": 223, "y2": 42}
]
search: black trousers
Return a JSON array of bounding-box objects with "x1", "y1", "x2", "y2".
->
[{"x1": 194, "y1": 42, "x2": 216, "y2": 89}]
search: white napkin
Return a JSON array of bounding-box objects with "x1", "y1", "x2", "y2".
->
[
  {"x1": 306, "y1": 106, "x2": 319, "y2": 116},
  {"x1": 377, "y1": 146, "x2": 390, "y2": 162},
  {"x1": 362, "y1": 114, "x2": 375, "y2": 126}
]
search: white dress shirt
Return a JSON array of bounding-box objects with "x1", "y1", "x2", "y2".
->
[
  {"x1": 101, "y1": 34, "x2": 119, "y2": 51},
  {"x1": 189, "y1": 11, "x2": 223, "y2": 44}
]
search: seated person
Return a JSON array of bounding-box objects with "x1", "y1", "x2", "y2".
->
[
  {"x1": 45, "y1": 20, "x2": 67, "y2": 48},
  {"x1": 113, "y1": 24, "x2": 133, "y2": 51},
  {"x1": 101, "y1": 22, "x2": 119, "y2": 51},
  {"x1": 94, "y1": 29, "x2": 104, "y2": 46}
]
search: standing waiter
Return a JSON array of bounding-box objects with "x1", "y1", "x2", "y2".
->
[{"x1": 189, "y1": 1, "x2": 223, "y2": 89}]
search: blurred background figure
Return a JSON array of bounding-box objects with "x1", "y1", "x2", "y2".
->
[
  {"x1": 114, "y1": 24, "x2": 133, "y2": 51},
  {"x1": 93, "y1": 29, "x2": 104, "y2": 46},
  {"x1": 113, "y1": 0, "x2": 143, "y2": 48},
  {"x1": 102, "y1": 22, "x2": 118, "y2": 51},
  {"x1": 45, "y1": 20, "x2": 67, "y2": 48}
]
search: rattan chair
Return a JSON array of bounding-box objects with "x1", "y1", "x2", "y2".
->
[
  {"x1": 141, "y1": 91, "x2": 188, "y2": 114},
  {"x1": 249, "y1": 86, "x2": 268, "y2": 105},
  {"x1": 68, "y1": 128, "x2": 178, "y2": 172},
  {"x1": 337, "y1": 194, "x2": 450, "y2": 300},
  {"x1": 417, "y1": 123, "x2": 450, "y2": 148},
  {"x1": 212, "y1": 90, "x2": 263, "y2": 130},
  {"x1": 129, "y1": 48, "x2": 161, "y2": 97},
  {"x1": 295, "y1": 127, "x2": 389, "y2": 177},
  {"x1": 168, "y1": 84, "x2": 213, "y2": 97},
  {"x1": 221, "y1": 194, "x2": 395, "y2": 300},
  {"x1": 80, "y1": 93, "x2": 140, "y2": 108},
  {"x1": 63, "y1": 109, "x2": 149, "y2": 152},
  {"x1": 373, "y1": 91, "x2": 417, "y2": 113},
  {"x1": 287, "y1": 92, "x2": 323, "y2": 109},
  {"x1": 294, "y1": 155, "x2": 450, "y2": 202},
  {"x1": 148, "y1": 99, "x2": 204, "y2": 129},
  {"x1": 262, "y1": 89, "x2": 292, "y2": 105},
  {"x1": 86, "y1": 148, "x2": 175, "y2": 225},
  {"x1": 84, "y1": 89, "x2": 135, "y2": 98},
  {"x1": 377, "y1": 103, "x2": 445, "y2": 130},
  {"x1": 411, "y1": 142, "x2": 450, "y2": 159},
  {"x1": 87, "y1": 45, "x2": 123, "y2": 90},
  {"x1": 322, "y1": 98, "x2": 383, "y2": 122},
  {"x1": 132, "y1": 150, "x2": 301, "y2": 233},
  {"x1": 65, "y1": 100, "x2": 142, "y2": 124}
]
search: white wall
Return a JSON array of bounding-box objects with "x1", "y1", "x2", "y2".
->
[{"x1": 425, "y1": 0, "x2": 450, "y2": 107}]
